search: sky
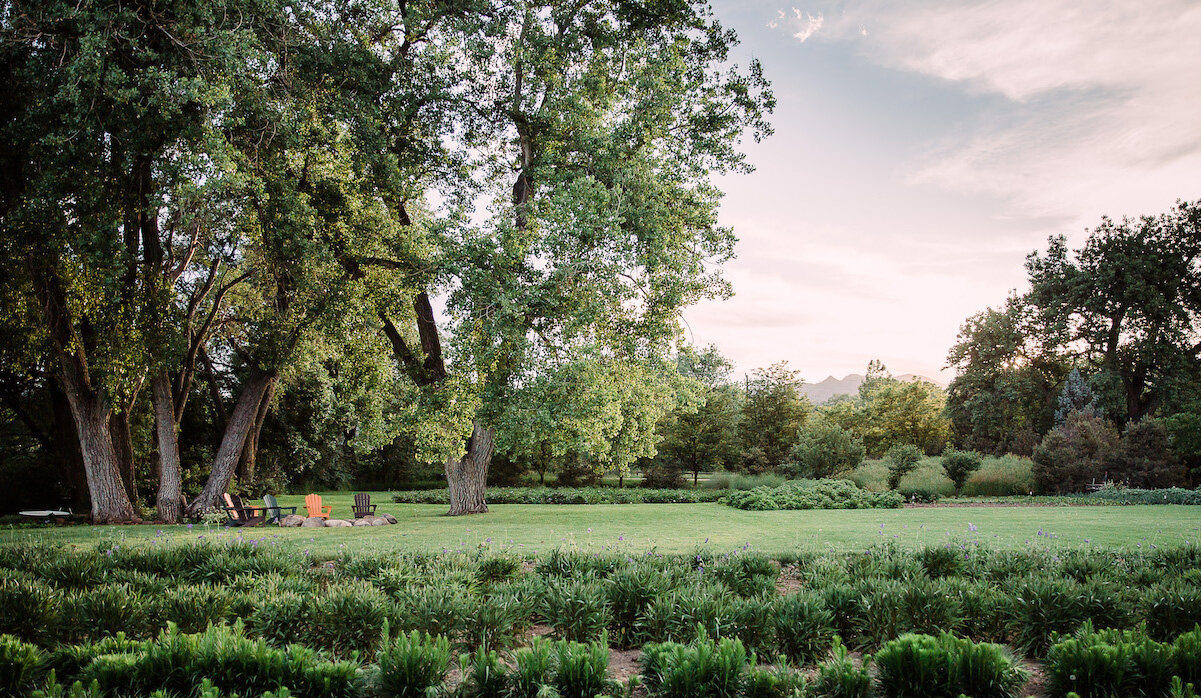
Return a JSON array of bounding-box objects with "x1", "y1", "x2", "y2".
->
[{"x1": 683, "y1": 0, "x2": 1201, "y2": 383}]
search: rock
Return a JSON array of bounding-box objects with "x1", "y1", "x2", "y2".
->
[
  {"x1": 280, "y1": 514, "x2": 305, "y2": 527},
  {"x1": 301, "y1": 517, "x2": 326, "y2": 528},
  {"x1": 353, "y1": 518, "x2": 372, "y2": 526},
  {"x1": 381, "y1": 513, "x2": 398, "y2": 524},
  {"x1": 370, "y1": 518, "x2": 390, "y2": 526},
  {"x1": 325, "y1": 519, "x2": 352, "y2": 527}
]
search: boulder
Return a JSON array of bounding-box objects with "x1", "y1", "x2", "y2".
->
[
  {"x1": 370, "y1": 518, "x2": 390, "y2": 526},
  {"x1": 325, "y1": 519, "x2": 352, "y2": 527},
  {"x1": 380, "y1": 513, "x2": 398, "y2": 524},
  {"x1": 353, "y1": 518, "x2": 372, "y2": 527},
  {"x1": 279, "y1": 514, "x2": 305, "y2": 527},
  {"x1": 301, "y1": 517, "x2": 326, "y2": 528}
]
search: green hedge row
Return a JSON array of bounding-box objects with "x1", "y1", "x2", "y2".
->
[
  {"x1": 392, "y1": 486, "x2": 727, "y2": 505},
  {"x1": 722, "y1": 480, "x2": 905, "y2": 511}
]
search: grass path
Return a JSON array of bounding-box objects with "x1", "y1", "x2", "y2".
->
[{"x1": 2, "y1": 498, "x2": 1199, "y2": 555}]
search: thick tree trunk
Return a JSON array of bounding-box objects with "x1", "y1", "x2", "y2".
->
[
  {"x1": 236, "y1": 378, "x2": 276, "y2": 484},
  {"x1": 59, "y1": 359, "x2": 136, "y2": 523},
  {"x1": 50, "y1": 382, "x2": 91, "y2": 512},
  {"x1": 109, "y1": 409, "x2": 139, "y2": 509},
  {"x1": 445, "y1": 420, "x2": 493, "y2": 515},
  {"x1": 152, "y1": 371, "x2": 183, "y2": 523},
  {"x1": 187, "y1": 369, "x2": 276, "y2": 515}
]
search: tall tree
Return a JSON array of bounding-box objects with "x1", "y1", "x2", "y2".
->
[
  {"x1": 739, "y1": 362, "x2": 809, "y2": 472},
  {"x1": 1025, "y1": 201, "x2": 1201, "y2": 423}
]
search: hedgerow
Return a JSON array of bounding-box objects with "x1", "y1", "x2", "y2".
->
[
  {"x1": 721, "y1": 479, "x2": 904, "y2": 511},
  {"x1": 392, "y1": 486, "x2": 727, "y2": 505}
]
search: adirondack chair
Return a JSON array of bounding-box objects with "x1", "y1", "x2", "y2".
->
[
  {"x1": 223, "y1": 493, "x2": 266, "y2": 527},
  {"x1": 262, "y1": 494, "x2": 297, "y2": 524},
  {"x1": 352, "y1": 493, "x2": 377, "y2": 518},
  {"x1": 304, "y1": 493, "x2": 332, "y2": 519}
]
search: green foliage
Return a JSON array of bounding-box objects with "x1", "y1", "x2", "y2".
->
[
  {"x1": 722, "y1": 480, "x2": 904, "y2": 511},
  {"x1": 456, "y1": 646, "x2": 509, "y2": 698},
  {"x1": 640, "y1": 634, "x2": 750, "y2": 698},
  {"x1": 790, "y1": 418, "x2": 866, "y2": 479},
  {"x1": 393, "y1": 487, "x2": 727, "y2": 505},
  {"x1": 1, "y1": 633, "x2": 47, "y2": 695},
  {"x1": 874, "y1": 632, "x2": 1027, "y2": 698},
  {"x1": 542, "y1": 578, "x2": 612, "y2": 642},
  {"x1": 551, "y1": 636, "x2": 612, "y2": 698},
  {"x1": 814, "y1": 638, "x2": 873, "y2": 698},
  {"x1": 774, "y1": 592, "x2": 835, "y2": 664},
  {"x1": 941, "y1": 449, "x2": 984, "y2": 496},
  {"x1": 1107, "y1": 419, "x2": 1188, "y2": 489},
  {"x1": 1032, "y1": 412, "x2": 1119, "y2": 494},
  {"x1": 740, "y1": 363, "x2": 811, "y2": 473},
  {"x1": 376, "y1": 628, "x2": 451, "y2": 698},
  {"x1": 509, "y1": 638, "x2": 555, "y2": 698},
  {"x1": 884, "y1": 446, "x2": 923, "y2": 490}
]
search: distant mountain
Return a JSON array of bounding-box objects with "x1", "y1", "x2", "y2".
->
[{"x1": 801, "y1": 373, "x2": 945, "y2": 404}]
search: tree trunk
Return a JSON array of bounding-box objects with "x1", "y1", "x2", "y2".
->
[
  {"x1": 59, "y1": 358, "x2": 136, "y2": 523},
  {"x1": 49, "y1": 381, "x2": 91, "y2": 513},
  {"x1": 445, "y1": 420, "x2": 493, "y2": 515},
  {"x1": 152, "y1": 371, "x2": 183, "y2": 523},
  {"x1": 187, "y1": 369, "x2": 276, "y2": 515},
  {"x1": 236, "y1": 378, "x2": 276, "y2": 484},
  {"x1": 109, "y1": 409, "x2": 139, "y2": 509}
]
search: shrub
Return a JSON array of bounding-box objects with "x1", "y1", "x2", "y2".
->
[
  {"x1": 1084, "y1": 487, "x2": 1201, "y2": 505},
  {"x1": 722, "y1": 479, "x2": 903, "y2": 511},
  {"x1": 744, "y1": 664, "x2": 809, "y2": 698},
  {"x1": 0, "y1": 574, "x2": 57, "y2": 643},
  {"x1": 63, "y1": 584, "x2": 149, "y2": 642},
  {"x1": 941, "y1": 448, "x2": 983, "y2": 496},
  {"x1": 541, "y1": 578, "x2": 611, "y2": 642},
  {"x1": 1044, "y1": 624, "x2": 1174, "y2": 698},
  {"x1": 552, "y1": 636, "x2": 611, "y2": 698},
  {"x1": 774, "y1": 592, "x2": 835, "y2": 664},
  {"x1": 790, "y1": 419, "x2": 866, "y2": 479},
  {"x1": 376, "y1": 628, "x2": 451, "y2": 698},
  {"x1": 1010, "y1": 575, "x2": 1090, "y2": 656},
  {"x1": 1032, "y1": 412, "x2": 1118, "y2": 494},
  {"x1": 874, "y1": 632, "x2": 1027, "y2": 698},
  {"x1": 813, "y1": 638, "x2": 872, "y2": 698},
  {"x1": 640, "y1": 634, "x2": 749, "y2": 698},
  {"x1": 709, "y1": 552, "x2": 779, "y2": 598},
  {"x1": 153, "y1": 585, "x2": 233, "y2": 634},
  {"x1": 1, "y1": 634, "x2": 46, "y2": 695},
  {"x1": 393, "y1": 486, "x2": 727, "y2": 505},
  {"x1": 509, "y1": 638, "x2": 554, "y2": 698},
  {"x1": 250, "y1": 592, "x2": 312, "y2": 647},
  {"x1": 606, "y1": 564, "x2": 672, "y2": 647},
  {"x1": 475, "y1": 555, "x2": 522, "y2": 585},
  {"x1": 456, "y1": 646, "x2": 509, "y2": 698},
  {"x1": 1173, "y1": 627, "x2": 1201, "y2": 688},
  {"x1": 1108, "y1": 418, "x2": 1188, "y2": 489},
  {"x1": 311, "y1": 583, "x2": 391, "y2": 657},
  {"x1": 884, "y1": 445, "x2": 923, "y2": 490}
]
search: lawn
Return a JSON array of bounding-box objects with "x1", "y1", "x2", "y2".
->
[{"x1": 2, "y1": 495, "x2": 1198, "y2": 556}]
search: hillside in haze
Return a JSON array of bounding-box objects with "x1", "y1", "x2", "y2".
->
[{"x1": 802, "y1": 373, "x2": 945, "y2": 404}]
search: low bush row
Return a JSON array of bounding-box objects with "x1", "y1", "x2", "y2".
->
[
  {"x1": 1082, "y1": 487, "x2": 1201, "y2": 506},
  {"x1": 1044, "y1": 623, "x2": 1201, "y2": 698},
  {"x1": 392, "y1": 486, "x2": 728, "y2": 505},
  {"x1": 3, "y1": 541, "x2": 1201, "y2": 685},
  {"x1": 722, "y1": 480, "x2": 904, "y2": 511}
]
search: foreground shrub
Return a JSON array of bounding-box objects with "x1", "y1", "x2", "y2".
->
[
  {"x1": 1, "y1": 634, "x2": 46, "y2": 695},
  {"x1": 722, "y1": 479, "x2": 903, "y2": 511},
  {"x1": 874, "y1": 632, "x2": 1027, "y2": 698},
  {"x1": 509, "y1": 638, "x2": 555, "y2": 698},
  {"x1": 376, "y1": 627, "x2": 451, "y2": 697},
  {"x1": 813, "y1": 638, "x2": 872, "y2": 698},
  {"x1": 774, "y1": 592, "x2": 835, "y2": 664},
  {"x1": 456, "y1": 646, "x2": 509, "y2": 698},
  {"x1": 542, "y1": 578, "x2": 611, "y2": 642},
  {"x1": 1044, "y1": 624, "x2": 1174, "y2": 698},
  {"x1": 640, "y1": 634, "x2": 749, "y2": 698},
  {"x1": 78, "y1": 623, "x2": 359, "y2": 697},
  {"x1": 552, "y1": 635, "x2": 612, "y2": 698}
]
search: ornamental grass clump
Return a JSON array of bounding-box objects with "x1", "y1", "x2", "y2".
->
[
  {"x1": 605, "y1": 563, "x2": 673, "y2": 647},
  {"x1": 541, "y1": 578, "x2": 611, "y2": 642},
  {"x1": 640, "y1": 633, "x2": 751, "y2": 698},
  {"x1": 376, "y1": 626, "x2": 451, "y2": 698},
  {"x1": 773, "y1": 591, "x2": 835, "y2": 665},
  {"x1": 813, "y1": 638, "x2": 872, "y2": 698},
  {"x1": 552, "y1": 635, "x2": 612, "y2": 698},
  {"x1": 873, "y1": 632, "x2": 1027, "y2": 698}
]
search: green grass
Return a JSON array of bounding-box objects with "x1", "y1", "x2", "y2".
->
[
  {"x1": 2, "y1": 496, "x2": 1198, "y2": 556},
  {"x1": 849, "y1": 455, "x2": 1036, "y2": 496}
]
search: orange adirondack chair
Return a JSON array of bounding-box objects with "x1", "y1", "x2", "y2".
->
[{"x1": 305, "y1": 493, "x2": 332, "y2": 519}]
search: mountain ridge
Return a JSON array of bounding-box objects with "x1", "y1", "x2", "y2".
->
[{"x1": 801, "y1": 373, "x2": 945, "y2": 404}]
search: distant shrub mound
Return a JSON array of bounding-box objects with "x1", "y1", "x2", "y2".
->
[
  {"x1": 721, "y1": 479, "x2": 904, "y2": 511},
  {"x1": 392, "y1": 487, "x2": 726, "y2": 505}
]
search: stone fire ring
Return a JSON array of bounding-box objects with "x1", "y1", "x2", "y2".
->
[{"x1": 280, "y1": 513, "x2": 398, "y2": 527}]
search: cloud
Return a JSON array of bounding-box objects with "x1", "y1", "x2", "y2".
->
[
  {"x1": 775, "y1": 0, "x2": 1201, "y2": 222},
  {"x1": 768, "y1": 8, "x2": 824, "y2": 42}
]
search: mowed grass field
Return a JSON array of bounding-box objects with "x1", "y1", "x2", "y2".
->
[{"x1": 2, "y1": 493, "x2": 1199, "y2": 555}]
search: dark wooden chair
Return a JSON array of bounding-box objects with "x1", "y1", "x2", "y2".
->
[
  {"x1": 262, "y1": 494, "x2": 297, "y2": 524},
  {"x1": 223, "y1": 493, "x2": 266, "y2": 527},
  {"x1": 352, "y1": 493, "x2": 377, "y2": 518}
]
